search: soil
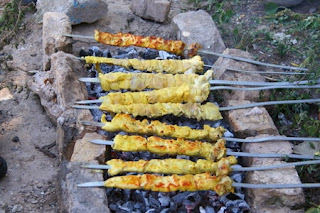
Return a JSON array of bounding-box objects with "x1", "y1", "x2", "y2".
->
[{"x1": 0, "y1": 0, "x2": 319, "y2": 212}]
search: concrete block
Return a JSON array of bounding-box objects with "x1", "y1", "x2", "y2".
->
[{"x1": 224, "y1": 100, "x2": 279, "y2": 138}]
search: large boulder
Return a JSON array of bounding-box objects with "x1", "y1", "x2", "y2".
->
[
  {"x1": 36, "y1": 0, "x2": 108, "y2": 25},
  {"x1": 29, "y1": 51, "x2": 95, "y2": 159},
  {"x1": 264, "y1": 0, "x2": 304, "y2": 7},
  {"x1": 172, "y1": 10, "x2": 225, "y2": 64},
  {"x1": 130, "y1": 0, "x2": 171, "y2": 23}
]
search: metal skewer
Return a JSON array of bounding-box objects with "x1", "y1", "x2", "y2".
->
[
  {"x1": 78, "y1": 77, "x2": 320, "y2": 91},
  {"x1": 82, "y1": 159, "x2": 320, "y2": 171},
  {"x1": 73, "y1": 98, "x2": 320, "y2": 111},
  {"x1": 88, "y1": 139, "x2": 320, "y2": 159},
  {"x1": 78, "y1": 181, "x2": 320, "y2": 189},
  {"x1": 63, "y1": 33, "x2": 308, "y2": 71}
]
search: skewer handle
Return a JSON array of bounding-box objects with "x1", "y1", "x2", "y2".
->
[
  {"x1": 82, "y1": 164, "x2": 111, "y2": 170},
  {"x1": 78, "y1": 182, "x2": 105, "y2": 187},
  {"x1": 225, "y1": 136, "x2": 320, "y2": 142}
]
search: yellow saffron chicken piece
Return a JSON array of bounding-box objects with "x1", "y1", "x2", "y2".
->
[
  {"x1": 94, "y1": 30, "x2": 187, "y2": 56},
  {"x1": 111, "y1": 135, "x2": 226, "y2": 161},
  {"x1": 96, "y1": 70, "x2": 212, "y2": 91},
  {"x1": 85, "y1": 55, "x2": 204, "y2": 74},
  {"x1": 99, "y1": 102, "x2": 222, "y2": 121},
  {"x1": 101, "y1": 114, "x2": 225, "y2": 142},
  {"x1": 106, "y1": 156, "x2": 237, "y2": 176},
  {"x1": 98, "y1": 83, "x2": 210, "y2": 105},
  {"x1": 105, "y1": 173, "x2": 234, "y2": 195}
]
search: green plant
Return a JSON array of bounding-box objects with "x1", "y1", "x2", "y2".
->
[{"x1": 0, "y1": 0, "x2": 26, "y2": 47}]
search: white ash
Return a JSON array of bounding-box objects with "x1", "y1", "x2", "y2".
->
[{"x1": 80, "y1": 46, "x2": 249, "y2": 213}]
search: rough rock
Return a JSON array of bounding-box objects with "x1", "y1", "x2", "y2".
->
[
  {"x1": 172, "y1": 10, "x2": 225, "y2": 64},
  {"x1": 0, "y1": 88, "x2": 13, "y2": 101},
  {"x1": 58, "y1": 161, "x2": 110, "y2": 213},
  {"x1": 224, "y1": 100, "x2": 279, "y2": 137},
  {"x1": 29, "y1": 51, "x2": 95, "y2": 159},
  {"x1": 71, "y1": 132, "x2": 106, "y2": 163},
  {"x1": 245, "y1": 161, "x2": 305, "y2": 212},
  {"x1": 43, "y1": 12, "x2": 72, "y2": 71},
  {"x1": 130, "y1": 0, "x2": 171, "y2": 23},
  {"x1": 213, "y1": 48, "x2": 269, "y2": 101},
  {"x1": 36, "y1": 0, "x2": 108, "y2": 25},
  {"x1": 241, "y1": 134, "x2": 293, "y2": 167},
  {"x1": 264, "y1": 0, "x2": 304, "y2": 7}
]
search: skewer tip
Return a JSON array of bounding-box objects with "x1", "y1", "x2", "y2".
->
[{"x1": 78, "y1": 182, "x2": 105, "y2": 187}]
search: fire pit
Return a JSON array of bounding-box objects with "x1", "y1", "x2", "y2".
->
[{"x1": 78, "y1": 45, "x2": 250, "y2": 213}]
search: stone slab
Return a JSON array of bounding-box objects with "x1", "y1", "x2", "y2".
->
[
  {"x1": 0, "y1": 88, "x2": 13, "y2": 101},
  {"x1": 172, "y1": 10, "x2": 225, "y2": 64},
  {"x1": 213, "y1": 48, "x2": 269, "y2": 101},
  {"x1": 36, "y1": 0, "x2": 108, "y2": 25},
  {"x1": 58, "y1": 161, "x2": 110, "y2": 213},
  {"x1": 131, "y1": 0, "x2": 171, "y2": 23},
  {"x1": 43, "y1": 12, "x2": 72, "y2": 71},
  {"x1": 71, "y1": 132, "x2": 106, "y2": 163},
  {"x1": 241, "y1": 134, "x2": 293, "y2": 167},
  {"x1": 224, "y1": 100, "x2": 279, "y2": 138}
]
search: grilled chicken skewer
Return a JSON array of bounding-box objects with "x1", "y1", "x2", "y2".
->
[
  {"x1": 84, "y1": 159, "x2": 320, "y2": 176},
  {"x1": 82, "y1": 114, "x2": 225, "y2": 142},
  {"x1": 80, "y1": 70, "x2": 212, "y2": 91},
  {"x1": 80, "y1": 173, "x2": 234, "y2": 195},
  {"x1": 78, "y1": 83, "x2": 210, "y2": 105},
  {"x1": 64, "y1": 32, "x2": 308, "y2": 71},
  {"x1": 84, "y1": 55, "x2": 204, "y2": 74},
  {"x1": 97, "y1": 135, "x2": 227, "y2": 161},
  {"x1": 74, "y1": 102, "x2": 222, "y2": 121},
  {"x1": 90, "y1": 135, "x2": 320, "y2": 160},
  {"x1": 86, "y1": 156, "x2": 237, "y2": 176}
]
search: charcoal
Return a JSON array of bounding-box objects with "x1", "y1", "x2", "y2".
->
[
  {"x1": 82, "y1": 46, "x2": 249, "y2": 213},
  {"x1": 217, "y1": 207, "x2": 227, "y2": 213},
  {"x1": 158, "y1": 51, "x2": 179, "y2": 60},
  {"x1": 103, "y1": 49, "x2": 112, "y2": 58},
  {"x1": 158, "y1": 193, "x2": 170, "y2": 207},
  {"x1": 172, "y1": 192, "x2": 193, "y2": 204},
  {"x1": 160, "y1": 208, "x2": 171, "y2": 213},
  {"x1": 140, "y1": 49, "x2": 159, "y2": 59},
  {"x1": 204, "y1": 206, "x2": 216, "y2": 213},
  {"x1": 149, "y1": 195, "x2": 161, "y2": 209},
  {"x1": 115, "y1": 47, "x2": 139, "y2": 59},
  {"x1": 89, "y1": 46, "x2": 104, "y2": 57},
  {"x1": 79, "y1": 49, "x2": 89, "y2": 57}
]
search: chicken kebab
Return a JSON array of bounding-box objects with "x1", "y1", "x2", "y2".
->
[{"x1": 82, "y1": 113, "x2": 225, "y2": 142}]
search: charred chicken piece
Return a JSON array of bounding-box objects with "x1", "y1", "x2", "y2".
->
[
  {"x1": 101, "y1": 114, "x2": 225, "y2": 142},
  {"x1": 94, "y1": 30, "x2": 189, "y2": 56}
]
